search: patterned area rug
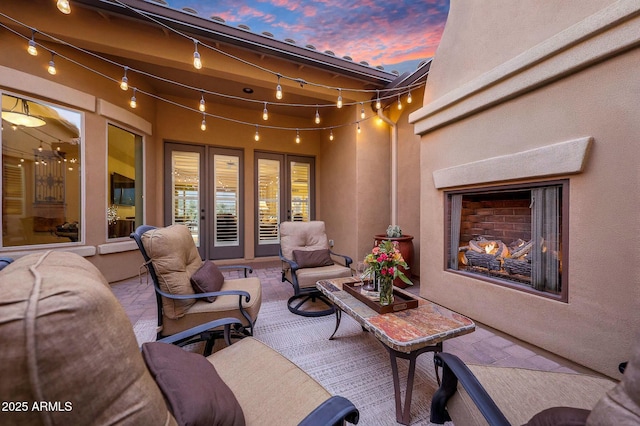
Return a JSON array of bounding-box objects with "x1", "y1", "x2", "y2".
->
[{"x1": 132, "y1": 300, "x2": 449, "y2": 425}]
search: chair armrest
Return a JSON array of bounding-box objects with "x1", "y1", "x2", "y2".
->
[
  {"x1": 0, "y1": 257, "x2": 14, "y2": 271},
  {"x1": 219, "y1": 265, "x2": 253, "y2": 278},
  {"x1": 155, "y1": 287, "x2": 252, "y2": 303},
  {"x1": 431, "y1": 353, "x2": 510, "y2": 426},
  {"x1": 279, "y1": 252, "x2": 300, "y2": 272},
  {"x1": 156, "y1": 317, "x2": 243, "y2": 346},
  {"x1": 297, "y1": 396, "x2": 360, "y2": 425},
  {"x1": 330, "y1": 251, "x2": 353, "y2": 267}
]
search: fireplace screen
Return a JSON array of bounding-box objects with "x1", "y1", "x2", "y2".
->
[{"x1": 447, "y1": 182, "x2": 566, "y2": 295}]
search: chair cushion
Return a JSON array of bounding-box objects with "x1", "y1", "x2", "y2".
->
[
  {"x1": 280, "y1": 221, "x2": 330, "y2": 261},
  {"x1": 293, "y1": 249, "x2": 334, "y2": 268},
  {"x1": 142, "y1": 342, "x2": 245, "y2": 426},
  {"x1": 142, "y1": 224, "x2": 203, "y2": 319},
  {"x1": 587, "y1": 340, "x2": 640, "y2": 425},
  {"x1": 190, "y1": 260, "x2": 224, "y2": 302},
  {"x1": 286, "y1": 264, "x2": 353, "y2": 289},
  {"x1": 209, "y1": 337, "x2": 331, "y2": 426},
  {"x1": 525, "y1": 407, "x2": 590, "y2": 425},
  {"x1": 0, "y1": 251, "x2": 172, "y2": 426}
]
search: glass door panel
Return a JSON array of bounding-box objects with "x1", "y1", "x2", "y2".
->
[
  {"x1": 213, "y1": 155, "x2": 239, "y2": 247},
  {"x1": 170, "y1": 151, "x2": 201, "y2": 246},
  {"x1": 290, "y1": 161, "x2": 310, "y2": 222},
  {"x1": 257, "y1": 158, "x2": 280, "y2": 246}
]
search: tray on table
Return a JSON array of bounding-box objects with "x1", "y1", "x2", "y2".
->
[{"x1": 342, "y1": 281, "x2": 419, "y2": 314}]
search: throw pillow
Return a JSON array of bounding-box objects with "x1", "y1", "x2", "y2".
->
[
  {"x1": 525, "y1": 407, "x2": 590, "y2": 425},
  {"x1": 293, "y1": 248, "x2": 334, "y2": 268},
  {"x1": 142, "y1": 342, "x2": 246, "y2": 426},
  {"x1": 190, "y1": 260, "x2": 225, "y2": 302}
]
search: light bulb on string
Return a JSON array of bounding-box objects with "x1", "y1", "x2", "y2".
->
[
  {"x1": 57, "y1": 0, "x2": 71, "y2": 14},
  {"x1": 199, "y1": 92, "x2": 206, "y2": 112},
  {"x1": 38, "y1": 142, "x2": 43, "y2": 152},
  {"x1": 337, "y1": 89, "x2": 343, "y2": 109},
  {"x1": 193, "y1": 40, "x2": 202, "y2": 69},
  {"x1": 295, "y1": 129, "x2": 300, "y2": 144},
  {"x1": 397, "y1": 95, "x2": 402, "y2": 110},
  {"x1": 375, "y1": 90, "x2": 381, "y2": 110},
  {"x1": 357, "y1": 122, "x2": 361, "y2": 134},
  {"x1": 360, "y1": 103, "x2": 365, "y2": 119},
  {"x1": 329, "y1": 129, "x2": 334, "y2": 141},
  {"x1": 315, "y1": 108, "x2": 320, "y2": 124},
  {"x1": 254, "y1": 125, "x2": 260, "y2": 142},
  {"x1": 200, "y1": 114, "x2": 206, "y2": 131},
  {"x1": 47, "y1": 52, "x2": 57, "y2": 75},
  {"x1": 27, "y1": 30, "x2": 37, "y2": 56},
  {"x1": 120, "y1": 67, "x2": 129, "y2": 90},
  {"x1": 129, "y1": 88, "x2": 137, "y2": 108},
  {"x1": 407, "y1": 91, "x2": 412, "y2": 104},
  {"x1": 262, "y1": 102, "x2": 268, "y2": 120},
  {"x1": 275, "y1": 75, "x2": 283, "y2": 100}
]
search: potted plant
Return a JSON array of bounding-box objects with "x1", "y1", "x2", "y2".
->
[{"x1": 374, "y1": 225, "x2": 414, "y2": 288}]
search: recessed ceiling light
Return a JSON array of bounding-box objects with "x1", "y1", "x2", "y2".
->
[{"x1": 243, "y1": 87, "x2": 254, "y2": 94}]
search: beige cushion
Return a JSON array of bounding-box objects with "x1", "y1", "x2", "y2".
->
[
  {"x1": 448, "y1": 365, "x2": 616, "y2": 426},
  {"x1": 209, "y1": 337, "x2": 331, "y2": 426},
  {"x1": 587, "y1": 341, "x2": 640, "y2": 425},
  {"x1": 162, "y1": 277, "x2": 262, "y2": 336},
  {"x1": 284, "y1": 264, "x2": 353, "y2": 289},
  {"x1": 0, "y1": 251, "x2": 173, "y2": 426},
  {"x1": 280, "y1": 221, "x2": 330, "y2": 261},
  {"x1": 142, "y1": 225, "x2": 203, "y2": 319}
]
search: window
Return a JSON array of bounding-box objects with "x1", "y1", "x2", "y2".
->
[
  {"x1": 2, "y1": 93, "x2": 82, "y2": 246},
  {"x1": 107, "y1": 124, "x2": 142, "y2": 238},
  {"x1": 446, "y1": 181, "x2": 567, "y2": 299}
]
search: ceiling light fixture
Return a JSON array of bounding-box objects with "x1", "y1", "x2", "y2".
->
[
  {"x1": 1, "y1": 98, "x2": 46, "y2": 127},
  {"x1": 120, "y1": 67, "x2": 129, "y2": 90},
  {"x1": 275, "y1": 75, "x2": 283, "y2": 100},
  {"x1": 47, "y1": 52, "x2": 57, "y2": 75},
  {"x1": 193, "y1": 40, "x2": 202, "y2": 69},
  {"x1": 27, "y1": 30, "x2": 38, "y2": 56},
  {"x1": 56, "y1": 0, "x2": 71, "y2": 14}
]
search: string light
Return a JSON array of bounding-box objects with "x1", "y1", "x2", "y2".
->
[
  {"x1": 397, "y1": 95, "x2": 402, "y2": 110},
  {"x1": 314, "y1": 108, "x2": 320, "y2": 124},
  {"x1": 357, "y1": 122, "x2": 361, "y2": 134},
  {"x1": 275, "y1": 75, "x2": 283, "y2": 100},
  {"x1": 337, "y1": 89, "x2": 342, "y2": 109},
  {"x1": 375, "y1": 90, "x2": 381, "y2": 110},
  {"x1": 295, "y1": 129, "x2": 300, "y2": 144},
  {"x1": 407, "y1": 91, "x2": 412, "y2": 104},
  {"x1": 329, "y1": 130, "x2": 334, "y2": 141},
  {"x1": 192, "y1": 40, "x2": 202, "y2": 69},
  {"x1": 47, "y1": 52, "x2": 57, "y2": 75},
  {"x1": 360, "y1": 102, "x2": 365, "y2": 119},
  {"x1": 56, "y1": 0, "x2": 71, "y2": 14},
  {"x1": 120, "y1": 66, "x2": 129, "y2": 90},
  {"x1": 27, "y1": 30, "x2": 37, "y2": 56},
  {"x1": 199, "y1": 92, "x2": 206, "y2": 112},
  {"x1": 129, "y1": 88, "x2": 137, "y2": 108},
  {"x1": 262, "y1": 102, "x2": 268, "y2": 120},
  {"x1": 200, "y1": 114, "x2": 206, "y2": 131},
  {"x1": 254, "y1": 125, "x2": 260, "y2": 142}
]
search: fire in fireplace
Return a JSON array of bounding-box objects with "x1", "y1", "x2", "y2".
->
[{"x1": 446, "y1": 181, "x2": 567, "y2": 298}]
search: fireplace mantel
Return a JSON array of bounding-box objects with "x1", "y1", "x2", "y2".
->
[{"x1": 433, "y1": 136, "x2": 592, "y2": 189}]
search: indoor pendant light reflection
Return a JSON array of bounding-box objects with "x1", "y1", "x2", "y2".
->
[
  {"x1": 27, "y1": 31, "x2": 38, "y2": 56},
  {"x1": 120, "y1": 67, "x2": 129, "y2": 91},
  {"x1": 47, "y1": 53, "x2": 57, "y2": 75},
  {"x1": 193, "y1": 40, "x2": 202, "y2": 69},
  {"x1": 57, "y1": 0, "x2": 71, "y2": 14},
  {"x1": 129, "y1": 88, "x2": 137, "y2": 108},
  {"x1": 336, "y1": 89, "x2": 342, "y2": 109},
  {"x1": 275, "y1": 75, "x2": 283, "y2": 100},
  {"x1": 262, "y1": 102, "x2": 268, "y2": 120},
  {"x1": 1, "y1": 98, "x2": 47, "y2": 128}
]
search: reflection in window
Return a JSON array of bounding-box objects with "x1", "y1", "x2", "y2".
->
[
  {"x1": 258, "y1": 159, "x2": 280, "y2": 244},
  {"x1": 2, "y1": 94, "x2": 82, "y2": 246},
  {"x1": 214, "y1": 154, "x2": 239, "y2": 246},
  {"x1": 107, "y1": 124, "x2": 143, "y2": 238}
]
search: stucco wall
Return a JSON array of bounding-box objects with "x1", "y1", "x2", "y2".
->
[{"x1": 411, "y1": 0, "x2": 640, "y2": 377}]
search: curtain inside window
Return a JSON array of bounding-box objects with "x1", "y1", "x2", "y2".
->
[
  {"x1": 531, "y1": 187, "x2": 561, "y2": 292},
  {"x1": 449, "y1": 194, "x2": 463, "y2": 269}
]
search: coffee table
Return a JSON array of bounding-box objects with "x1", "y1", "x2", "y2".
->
[{"x1": 316, "y1": 277, "x2": 475, "y2": 425}]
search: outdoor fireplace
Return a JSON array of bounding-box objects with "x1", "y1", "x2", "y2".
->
[{"x1": 446, "y1": 181, "x2": 567, "y2": 297}]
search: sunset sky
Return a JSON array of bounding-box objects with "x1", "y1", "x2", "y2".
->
[{"x1": 166, "y1": 0, "x2": 450, "y2": 74}]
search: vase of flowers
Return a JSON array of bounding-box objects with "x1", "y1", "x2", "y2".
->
[
  {"x1": 374, "y1": 225, "x2": 414, "y2": 288},
  {"x1": 364, "y1": 240, "x2": 412, "y2": 306}
]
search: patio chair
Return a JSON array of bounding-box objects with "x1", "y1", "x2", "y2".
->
[
  {"x1": 430, "y1": 343, "x2": 640, "y2": 425},
  {"x1": 131, "y1": 224, "x2": 261, "y2": 355},
  {"x1": 0, "y1": 250, "x2": 360, "y2": 426},
  {"x1": 279, "y1": 220, "x2": 353, "y2": 317}
]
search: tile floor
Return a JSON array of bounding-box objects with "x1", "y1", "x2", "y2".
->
[{"x1": 111, "y1": 260, "x2": 596, "y2": 375}]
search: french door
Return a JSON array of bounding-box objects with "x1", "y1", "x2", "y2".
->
[
  {"x1": 164, "y1": 142, "x2": 243, "y2": 259},
  {"x1": 254, "y1": 152, "x2": 315, "y2": 257}
]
